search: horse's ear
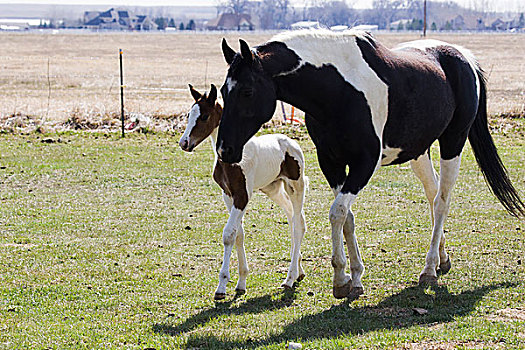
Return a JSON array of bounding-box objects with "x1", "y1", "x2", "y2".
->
[
  {"x1": 222, "y1": 38, "x2": 235, "y2": 65},
  {"x1": 208, "y1": 84, "x2": 217, "y2": 104},
  {"x1": 239, "y1": 39, "x2": 253, "y2": 64},
  {"x1": 189, "y1": 84, "x2": 202, "y2": 101}
]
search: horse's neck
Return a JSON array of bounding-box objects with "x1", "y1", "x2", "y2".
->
[
  {"x1": 262, "y1": 35, "x2": 369, "y2": 120},
  {"x1": 274, "y1": 72, "x2": 327, "y2": 119}
]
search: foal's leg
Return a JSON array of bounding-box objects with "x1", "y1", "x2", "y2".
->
[
  {"x1": 215, "y1": 193, "x2": 247, "y2": 300},
  {"x1": 234, "y1": 223, "x2": 249, "y2": 294},
  {"x1": 284, "y1": 178, "x2": 307, "y2": 289},
  {"x1": 222, "y1": 192, "x2": 249, "y2": 294},
  {"x1": 419, "y1": 155, "x2": 461, "y2": 285},
  {"x1": 262, "y1": 180, "x2": 303, "y2": 289}
]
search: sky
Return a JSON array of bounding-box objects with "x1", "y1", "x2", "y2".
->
[{"x1": 0, "y1": 0, "x2": 522, "y2": 12}]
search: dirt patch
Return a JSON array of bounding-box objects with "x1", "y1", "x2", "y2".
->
[
  {"x1": 400, "y1": 340, "x2": 504, "y2": 349},
  {"x1": 1, "y1": 243, "x2": 36, "y2": 249},
  {"x1": 0, "y1": 113, "x2": 40, "y2": 132},
  {"x1": 488, "y1": 308, "x2": 525, "y2": 322}
]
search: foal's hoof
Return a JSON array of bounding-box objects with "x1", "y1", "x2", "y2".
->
[
  {"x1": 437, "y1": 258, "x2": 452, "y2": 275},
  {"x1": 235, "y1": 288, "x2": 246, "y2": 296},
  {"x1": 296, "y1": 273, "x2": 306, "y2": 282},
  {"x1": 333, "y1": 280, "x2": 352, "y2": 299},
  {"x1": 418, "y1": 274, "x2": 438, "y2": 286},
  {"x1": 281, "y1": 283, "x2": 294, "y2": 291},
  {"x1": 214, "y1": 292, "x2": 226, "y2": 300}
]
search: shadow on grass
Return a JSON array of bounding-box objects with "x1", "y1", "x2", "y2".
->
[
  {"x1": 152, "y1": 288, "x2": 298, "y2": 336},
  {"x1": 153, "y1": 282, "x2": 516, "y2": 349}
]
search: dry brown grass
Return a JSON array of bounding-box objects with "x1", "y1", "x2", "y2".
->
[{"x1": 0, "y1": 32, "x2": 523, "y2": 131}]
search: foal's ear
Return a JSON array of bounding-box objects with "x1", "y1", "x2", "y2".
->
[
  {"x1": 208, "y1": 84, "x2": 217, "y2": 104},
  {"x1": 239, "y1": 39, "x2": 253, "y2": 64},
  {"x1": 222, "y1": 38, "x2": 236, "y2": 65},
  {"x1": 189, "y1": 84, "x2": 201, "y2": 101}
]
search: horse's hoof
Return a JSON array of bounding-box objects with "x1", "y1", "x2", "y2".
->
[
  {"x1": 418, "y1": 274, "x2": 438, "y2": 286},
  {"x1": 235, "y1": 288, "x2": 246, "y2": 296},
  {"x1": 333, "y1": 280, "x2": 352, "y2": 299},
  {"x1": 438, "y1": 258, "x2": 452, "y2": 275},
  {"x1": 296, "y1": 273, "x2": 306, "y2": 282},
  {"x1": 348, "y1": 286, "x2": 364, "y2": 301},
  {"x1": 214, "y1": 292, "x2": 226, "y2": 300}
]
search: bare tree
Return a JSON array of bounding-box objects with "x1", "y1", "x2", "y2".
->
[
  {"x1": 370, "y1": 0, "x2": 404, "y2": 29},
  {"x1": 220, "y1": 0, "x2": 251, "y2": 15},
  {"x1": 319, "y1": 1, "x2": 359, "y2": 27},
  {"x1": 255, "y1": 0, "x2": 291, "y2": 29}
]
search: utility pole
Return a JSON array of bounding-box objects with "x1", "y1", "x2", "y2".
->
[
  {"x1": 423, "y1": 0, "x2": 427, "y2": 37},
  {"x1": 119, "y1": 48, "x2": 125, "y2": 138}
]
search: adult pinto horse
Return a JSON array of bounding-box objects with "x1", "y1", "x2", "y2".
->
[{"x1": 216, "y1": 29, "x2": 524, "y2": 299}]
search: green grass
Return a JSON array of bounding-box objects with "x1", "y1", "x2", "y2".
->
[{"x1": 0, "y1": 127, "x2": 524, "y2": 349}]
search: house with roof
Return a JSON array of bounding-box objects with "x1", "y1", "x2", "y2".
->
[
  {"x1": 206, "y1": 13, "x2": 254, "y2": 31},
  {"x1": 84, "y1": 8, "x2": 157, "y2": 31}
]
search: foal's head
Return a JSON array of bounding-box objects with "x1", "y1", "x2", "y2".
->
[
  {"x1": 217, "y1": 39, "x2": 277, "y2": 163},
  {"x1": 179, "y1": 84, "x2": 222, "y2": 152}
]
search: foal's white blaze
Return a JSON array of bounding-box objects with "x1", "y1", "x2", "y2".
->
[
  {"x1": 272, "y1": 29, "x2": 389, "y2": 141},
  {"x1": 179, "y1": 103, "x2": 200, "y2": 148},
  {"x1": 226, "y1": 77, "x2": 237, "y2": 92},
  {"x1": 395, "y1": 39, "x2": 480, "y2": 99}
]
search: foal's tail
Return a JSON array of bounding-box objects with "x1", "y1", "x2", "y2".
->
[{"x1": 468, "y1": 68, "x2": 525, "y2": 217}]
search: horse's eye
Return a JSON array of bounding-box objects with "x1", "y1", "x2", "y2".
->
[
  {"x1": 201, "y1": 114, "x2": 209, "y2": 121},
  {"x1": 242, "y1": 88, "x2": 254, "y2": 98}
]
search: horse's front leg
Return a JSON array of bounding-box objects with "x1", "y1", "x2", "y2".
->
[
  {"x1": 215, "y1": 204, "x2": 245, "y2": 300},
  {"x1": 318, "y1": 149, "x2": 378, "y2": 299},
  {"x1": 342, "y1": 209, "x2": 364, "y2": 298},
  {"x1": 329, "y1": 191, "x2": 356, "y2": 298}
]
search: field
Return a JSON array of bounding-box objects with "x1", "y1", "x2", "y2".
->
[
  {"x1": 0, "y1": 32, "x2": 524, "y2": 129},
  {"x1": 0, "y1": 32, "x2": 524, "y2": 349}
]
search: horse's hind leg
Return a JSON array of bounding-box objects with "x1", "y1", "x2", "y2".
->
[
  {"x1": 419, "y1": 155, "x2": 461, "y2": 285},
  {"x1": 410, "y1": 151, "x2": 439, "y2": 224},
  {"x1": 410, "y1": 152, "x2": 451, "y2": 274}
]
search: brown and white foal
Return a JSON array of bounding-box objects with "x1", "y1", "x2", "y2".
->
[{"x1": 179, "y1": 84, "x2": 308, "y2": 300}]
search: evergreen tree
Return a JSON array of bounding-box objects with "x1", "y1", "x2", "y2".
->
[
  {"x1": 186, "y1": 19, "x2": 195, "y2": 30},
  {"x1": 179, "y1": 22, "x2": 185, "y2": 30},
  {"x1": 168, "y1": 18, "x2": 176, "y2": 28},
  {"x1": 155, "y1": 17, "x2": 167, "y2": 30},
  {"x1": 431, "y1": 22, "x2": 437, "y2": 31}
]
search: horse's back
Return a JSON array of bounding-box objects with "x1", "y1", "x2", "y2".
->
[{"x1": 379, "y1": 39, "x2": 479, "y2": 164}]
